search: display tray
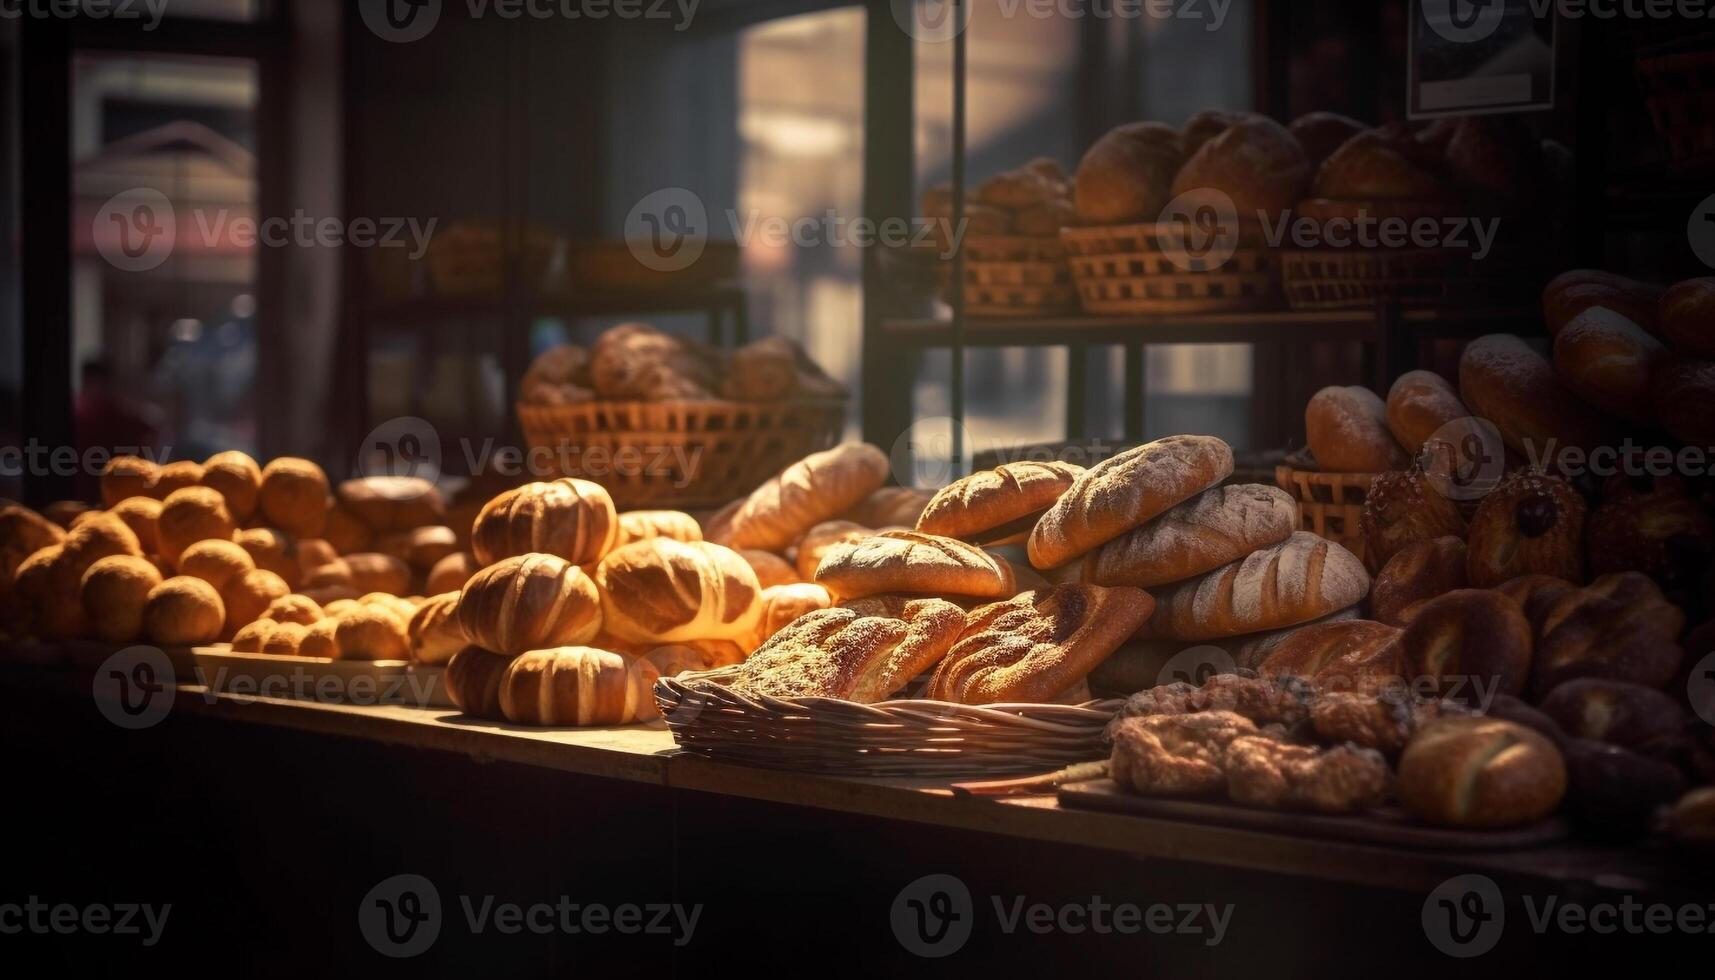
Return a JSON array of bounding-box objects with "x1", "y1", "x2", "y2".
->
[
  {"x1": 191, "y1": 647, "x2": 428, "y2": 705},
  {"x1": 1057, "y1": 778, "x2": 1571, "y2": 851},
  {"x1": 62, "y1": 640, "x2": 199, "y2": 679}
]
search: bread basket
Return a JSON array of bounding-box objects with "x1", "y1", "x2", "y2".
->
[
  {"x1": 1060, "y1": 222, "x2": 1280, "y2": 315},
  {"x1": 1274, "y1": 463, "x2": 1375, "y2": 566},
  {"x1": 654, "y1": 666, "x2": 1120, "y2": 777},
  {"x1": 936, "y1": 234, "x2": 1077, "y2": 316},
  {"x1": 515, "y1": 397, "x2": 846, "y2": 510}
]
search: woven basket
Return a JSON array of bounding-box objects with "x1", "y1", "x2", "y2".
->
[
  {"x1": 1060, "y1": 223, "x2": 1279, "y2": 315},
  {"x1": 1274, "y1": 464, "x2": 1375, "y2": 564},
  {"x1": 937, "y1": 234, "x2": 1076, "y2": 316},
  {"x1": 1280, "y1": 247, "x2": 1514, "y2": 311},
  {"x1": 1637, "y1": 49, "x2": 1715, "y2": 170},
  {"x1": 655, "y1": 666, "x2": 1120, "y2": 777},
  {"x1": 516, "y1": 398, "x2": 845, "y2": 510}
]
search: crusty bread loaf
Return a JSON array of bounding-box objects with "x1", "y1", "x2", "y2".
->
[
  {"x1": 1385, "y1": 370, "x2": 1471, "y2": 457},
  {"x1": 616, "y1": 509, "x2": 703, "y2": 547},
  {"x1": 1660, "y1": 277, "x2": 1715, "y2": 359},
  {"x1": 1370, "y1": 536, "x2": 1467, "y2": 627},
  {"x1": 743, "y1": 582, "x2": 834, "y2": 652},
  {"x1": 1072, "y1": 122, "x2": 1183, "y2": 225},
  {"x1": 1313, "y1": 128, "x2": 1450, "y2": 201},
  {"x1": 1083, "y1": 484, "x2": 1297, "y2": 589},
  {"x1": 1028, "y1": 435, "x2": 1233, "y2": 570},
  {"x1": 455, "y1": 553, "x2": 603, "y2": 656},
  {"x1": 200, "y1": 450, "x2": 262, "y2": 522},
  {"x1": 841, "y1": 486, "x2": 932, "y2": 530},
  {"x1": 1552, "y1": 306, "x2": 1666, "y2": 423},
  {"x1": 1459, "y1": 334, "x2": 1616, "y2": 461},
  {"x1": 813, "y1": 530, "x2": 1016, "y2": 600},
  {"x1": 709, "y1": 443, "x2": 890, "y2": 552},
  {"x1": 1543, "y1": 269, "x2": 1662, "y2": 338},
  {"x1": 728, "y1": 597, "x2": 965, "y2": 703},
  {"x1": 1170, "y1": 114, "x2": 1309, "y2": 219},
  {"x1": 79, "y1": 555, "x2": 163, "y2": 643},
  {"x1": 1141, "y1": 532, "x2": 1370, "y2": 641},
  {"x1": 926, "y1": 585, "x2": 1155, "y2": 704},
  {"x1": 407, "y1": 591, "x2": 466, "y2": 665},
  {"x1": 594, "y1": 539, "x2": 760, "y2": 644},
  {"x1": 588, "y1": 323, "x2": 714, "y2": 400},
  {"x1": 471, "y1": 478, "x2": 618, "y2": 567},
  {"x1": 1306, "y1": 386, "x2": 1408, "y2": 473},
  {"x1": 444, "y1": 645, "x2": 510, "y2": 720},
  {"x1": 497, "y1": 647, "x2": 659, "y2": 726},
  {"x1": 337, "y1": 476, "x2": 445, "y2": 533},
  {"x1": 1401, "y1": 589, "x2": 1532, "y2": 700},
  {"x1": 916, "y1": 461, "x2": 1083, "y2": 546},
  {"x1": 794, "y1": 520, "x2": 872, "y2": 581},
  {"x1": 1397, "y1": 717, "x2": 1567, "y2": 828},
  {"x1": 100, "y1": 455, "x2": 160, "y2": 507},
  {"x1": 257, "y1": 457, "x2": 329, "y2": 538},
  {"x1": 1255, "y1": 619, "x2": 1402, "y2": 692},
  {"x1": 1539, "y1": 679, "x2": 1687, "y2": 752},
  {"x1": 737, "y1": 549, "x2": 797, "y2": 589},
  {"x1": 1466, "y1": 471, "x2": 1586, "y2": 587}
]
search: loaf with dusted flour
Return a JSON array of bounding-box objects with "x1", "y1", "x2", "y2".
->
[
  {"x1": 708, "y1": 443, "x2": 890, "y2": 552},
  {"x1": 1141, "y1": 532, "x2": 1370, "y2": 641},
  {"x1": 1082, "y1": 484, "x2": 1298, "y2": 588}
]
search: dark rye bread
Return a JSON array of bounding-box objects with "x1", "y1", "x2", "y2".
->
[
  {"x1": 727, "y1": 598, "x2": 965, "y2": 703},
  {"x1": 1027, "y1": 435, "x2": 1233, "y2": 570},
  {"x1": 1141, "y1": 532, "x2": 1371, "y2": 641},
  {"x1": 916, "y1": 461, "x2": 1084, "y2": 546},
  {"x1": 1083, "y1": 483, "x2": 1298, "y2": 589},
  {"x1": 813, "y1": 530, "x2": 1015, "y2": 600}
]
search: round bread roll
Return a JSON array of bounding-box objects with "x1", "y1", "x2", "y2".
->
[
  {"x1": 1181, "y1": 109, "x2": 1245, "y2": 159},
  {"x1": 1287, "y1": 111, "x2": 1367, "y2": 172},
  {"x1": 233, "y1": 527, "x2": 300, "y2": 590},
  {"x1": 222, "y1": 568, "x2": 290, "y2": 640},
  {"x1": 1401, "y1": 589, "x2": 1533, "y2": 701},
  {"x1": 744, "y1": 582, "x2": 834, "y2": 652},
  {"x1": 44, "y1": 501, "x2": 93, "y2": 529},
  {"x1": 720, "y1": 336, "x2": 799, "y2": 401},
  {"x1": 264, "y1": 594, "x2": 323, "y2": 626},
  {"x1": 58, "y1": 512, "x2": 143, "y2": 581},
  {"x1": 156, "y1": 486, "x2": 236, "y2": 567},
  {"x1": 298, "y1": 617, "x2": 340, "y2": 659},
  {"x1": 524, "y1": 343, "x2": 588, "y2": 388},
  {"x1": 1494, "y1": 574, "x2": 1578, "y2": 643},
  {"x1": 79, "y1": 555, "x2": 164, "y2": 643},
  {"x1": 1440, "y1": 115, "x2": 1541, "y2": 202},
  {"x1": 1652, "y1": 357, "x2": 1715, "y2": 448},
  {"x1": 1028, "y1": 436, "x2": 1233, "y2": 570},
  {"x1": 8, "y1": 546, "x2": 86, "y2": 639},
  {"x1": 594, "y1": 539, "x2": 761, "y2": 644},
  {"x1": 1306, "y1": 386, "x2": 1407, "y2": 473},
  {"x1": 616, "y1": 509, "x2": 703, "y2": 547},
  {"x1": 456, "y1": 553, "x2": 603, "y2": 656},
  {"x1": 498, "y1": 647, "x2": 659, "y2": 726},
  {"x1": 1542, "y1": 269, "x2": 1662, "y2": 338},
  {"x1": 1459, "y1": 334, "x2": 1615, "y2": 463},
  {"x1": 258, "y1": 457, "x2": 330, "y2": 538},
  {"x1": 1552, "y1": 306, "x2": 1666, "y2": 423},
  {"x1": 813, "y1": 530, "x2": 1015, "y2": 600},
  {"x1": 1660, "y1": 277, "x2": 1715, "y2": 359},
  {"x1": 260, "y1": 621, "x2": 309, "y2": 656},
  {"x1": 230, "y1": 619, "x2": 272, "y2": 653},
  {"x1": 296, "y1": 538, "x2": 339, "y2": 574},
  {"x1": 1370, "y1": 536, "x2": 1467, "y2": 628},
  {"x1": 176, "y1": 538, "x2": 256, "y2": 593},
  {"x1": 794, "y1": 520, "x2": 873, "y2": 581},
  {"x1": 1170, "y1": 114, "x2": 1309, "y2": 219},
  {"x1": 1083, "y1": 483, "x2": 1298, "y2": 589},
  {"x1": 1385, "y1": 371, "x2": 1471, "y2": 457},
  {"x1": 974, "y1": 160, "x2": 1068, "y2": 209},
  {"x1": 1466, "y1": 471, "x2": 1586, "y2": 587},
  {"x1": 333, "y1": 604, "x2": 409, "y2": 661},
  {"x1": 108, "y1": 496, "x2": 162, "y2": 556},
  {"x1": 444, "y1": 645, "x2": 510, "y2": 720},
  {"x1": 917, "y1": 461, "x2": 1084, "y2": 547},
  {"x1": 1072, "y1": 122, "x2": 1183, "y2": 225},
  {"x1": 322, "y1": 504, "x2": 374, "y2": 554},
  {"x1": 100, "y1": 455, "x2": 161, "y2": 507},
  {"x1": 142, "y1": 575, "x2": 225, "y2": 646},
  {"x1": 0, "y1": 505, "x2": 65, "y2": 592},
  {"x1": 709, "y1": 443, "x2": 890, "y2": 553},
  {"x1": 407, "y1": 591, "x2": 466, "y2": 665},
  {"x1": 337, "y1": 476, "x2": 445, "y2": 532},
  {"x1": 303, "y1": 552, "x2": 412, "y2": 597},
  {"x1": 1361, "y1": 466, "x2": 1468, "y2": 571},
  {"x1": 1312, "y1": 127, "x2": 1450, "y2": 201},
  {"x1": 379, "y1": 525, "x2": 459, "y2": 570},
  {"x1": 1397, "y1": 717, "x2": 1567, "y2": 828},
  {"x1": 1539, "y1": 679, "x2": 1687, "y2": 752},
  {"x1": 200, "y1": 450, "x2": 262, "y2": 522},
  {"x1": 426, "y1": 551, "x2": 479, "y2": 594},
  {"x1": 154, "y1": 460, "x2": 205, "y2": 498},
  {"x1": 470, "y1": 478, "x2": 618, "y2": 567},
  {"x1": 737, "y1": 549, "x2": 797, "y2": 590}
]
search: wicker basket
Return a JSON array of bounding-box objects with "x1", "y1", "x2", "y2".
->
[
  {"x1": 516, "y1": 397, "x2": 845, "y2": 510},
  {"x1": 655, "y1": 666, "x2": 1120, "y2": 777},
  {"x1": 1280, "y1": 247, "x2": 1515, "y2": 311},
  {"x1": 1637, "y1": 48, "x2": 1715, "y2": 171},
  {"x1": 1060, "y1": 223, "x2": 1280, "y2": 315},
  {"x1": 1274, "y1": 464, "x2": 1376, "y2": 564},
  {"x1": 936, "y1": 234, "x2": 1076, "y2": 316}
]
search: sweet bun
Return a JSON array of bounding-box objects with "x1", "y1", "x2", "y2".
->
[
  {"x1": 498, "y1": 647, "x2": 659, "y2": 726},
  {"x1": 260, "y1": 621, "x2": 309, "y2": 656},
  {"x1": 296, "y1": 539, "x2": 339, "y2": 574},
  {"x1": 1660, "y1": 277, "x2": 1715, "y2": 359},
  {"x1": 470, "y1": 478, "x2": 618, "y2": 567},
  {"x1": 1459, "y1": 334, "x2": 1615, "y2": 462},
  {"x1": 1385, "y1": 371, "x2": 1471, "y2": 457},
  {"x1": 200, "y1": 451, "x2": 262, "y2": 522},
  {"x1": 1370, "y1": 536, "x2": 1468, "y2": 627},
  {"x1": 710, "y1": 443, "x2": 891, "y2": 553},
  {"x1": 59, "y1": 512, "x2": 144, "y2": 578},
  {"x1": 337, "y1": 476, "x2": 445, "y2": 533},
  {"x1": 1142, "y1": 532, "x2": 1370, "y2": 641},
  {"x1": 917, "y1": 461, "x2": 1084, "y2": 547},
  {"x1": 1170, "y1": 114, "x2": 1309, "y2": 219},
  {"x1": 1073, "y1": 122, "x2": 1183, "y2": 225},
  {"x1": 738, "y1": 549, "x2": 797, "y2": 590},
  {"x1": 1397, "y1": 717, "x2": 1567, "y2": 828},
  {"x1": 100, "y1": 455, "x2": 160, "y2": 506},
  {"x1": 594, "y1": 539, "x2": 761, "y2": 644},
  {"x1": 1361, "y1": 467, "x2": 1468, "y2": 570},
  {"x1": 264, "y1": 594, "x2": 323, "y2": 626},
  {"x1": 79, "y1": 555, "x2": 164, "y2": 643},
  {"x1": 616, "y1": 510, "x2": 703, "y2": 547},
  {"x1": 231, "y1": 527, "x2": 297, "y2": 588},
  {"x1": 230, "y1": 619, "x2": 272, "y2": 653},
  {"x1": 927, "y1": 585, "x2": 1154, "y2": 704},
  {"x1": 1552, "y1": 306, "x2": 1666, "y2": 422},
  {"x1": 1400, "y1": 589, "x2": 1532, "y2": 701},
  {"x1": 258, "y1": 457, "x2": 330, "y2": 538},
  {"x1": 221, "y1": 569, "x2": 290, "y2": 640},
  {"x1": 1306, "y1": 386, "x2": 1408, "y2": 473},
  {"x1": 1466, "y1": 471, "x2": 1587, "y2": 587},
  {"x1": 142, "y1": 575, "x2": 226, "y2": 646},
  {"x1": 426, "y1": 551, "x2": 480, "y2": 594},
  {"x1": 333, "y1": 604, "x2": 409, "y2": 661},
  {"x1": 745, "y1": 582, "x2": 834, "y2": 651},
  {"x1": 153, "y1": 461, "x2": 205, "y2": 498},
  {"x1": 814, "y1": 530, "x2": 1016, "y2": 600},
  {"x1": 794, "y1": 520, "x2": 872, "y2": 581},
  {"x1": 407, "y1": 592, "x2": 466, "y2": 665},
  {"x1": 1084, "y1": 484, "x2": 1297, "y2": 589},
  {"x1": 455, "y1": 553, "x2": 603, "y2": 656},
  {"x1": 1542, "y1": 270, "x2": 1662, "y2": 338}
]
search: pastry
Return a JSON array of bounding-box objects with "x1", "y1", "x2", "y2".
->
[
  {"x1": 927, "y1": 584, "x2": 1154, "y2": 704},
  {"x1": 813, "y1": 530, "x2": 1016, "y2": 600},
  {"x1": 1309, "y1": 691, "x2": 1467, "y2": 756},
  {"x1": 337, "y1": 476, "x2": 445, "y2": 533},
  {"x1": 523, "y1": 343, "x2": 589, "y2": 389},
  {"x1": 1465, "y1": 471, "x2": 1586, "y2": 587},
  {"x1": 498, "y1": 647, "x2": 660, "y2": 726},
  {"x1": 794, "y1": 520, "x2": 873, "y2": 581},
  {"x1": 1361, "y1": 466, "x2": 1468, "y2": 571},
  {"x1": 298, "y1": 616, "x2": 340, "y2": 659},
  {"x1": 1223, "y1": 738, "x2": 1391, "y2": 813},
  {"x1": 407, "y1": 592, "x2": 467, "y2": 666},
  {"x1": 1108, "y1": 710, "x2": 1261, "y2": 797},
  {"x1": 78, "y1": 555, "x2": 163, "y2": 643},
  {"x1": 1072, "y1": 122, "x2": 1182, "y2": 225},
  {"x1": 916, "y1": 461, "x2": 1084, "y2": 547},
  {"x1": 616, "y1": 510, "x2": 703, "y2": 547},
  {"x1": 1028, "y1": 435, "x2": 1233, "y2": 570},
  {"x1": 1369, "y1": 536, "x2": 1468, "y2": 627},
  {"x1": 259, "y1": 621, "x2": 308, "y2": 656},
  {"x1": 1400, "y1": 589, "x2": 1533, "y2": 701},
  {"x1": 470, "y1": 478, "x2": 618, "y2": 567},
  {"x1": 593, "y1": 539, "x2": 761, "y2": 644},
  {"x1": 59, "y1": 512, "x2": 144, "y2": 579},
  {"x1": 0, "y1": 504, "x2": 65, "y2": 590},
  {"x1": 1396, "y1": 717, "x2": 1567, "y2": 828},
  {"x1": 1306, "y1": 386, "x2": 1408, "y2": 473},
  {"x1": 199, "y1": 450, "x2": 262, "y2": 522},
  {"x1": 1384, "y1": 370, "x2": 1471, "y2": 457},
  {"x1": 1494, "y1": 573, "x2": 1578, "y2": 641},
  {"x1": 455, "y1": 553, "x2": 603, "y2": 656},
  {"x1": 142, "y1": 575, "x2": 225, "y2": 646},
  {"x1": 257, "y1": 457, "x2": 330, "y2": 538},
  {"x1": 1660, "y1": 276, "x2": 1715, "y2": 359},
  {"x1": 1552, "y1": 306, "x2": 1667, "y2": 423},
  {"x1": 1142, "y1": 532, "x2": 1369, "y2": 641},
  {"x1": 1083, "y1": 484, "x2": 1298, "y2": 589},
  {"x1": 727, "y1": 598, "x2": 965, "y2": 702},
  {"x1": 1458, "y1": 334, "x2": 1614, "y2": 464},
  {"x1": 156, "y1": 487, "x2": 236, "y2": 567},
  {"x1": 708, "y1": 443, "x2": 890, "y2": 552},
  {"x1": 100, "y1": 455, "x2": 160, "y2": 506}
]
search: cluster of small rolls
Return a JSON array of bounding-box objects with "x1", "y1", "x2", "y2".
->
[
  {"x1": 519, "y1": 321, "x2": 844, "y2": 406},
  {"x1": 920, "y1": 157, "x2": 1073, "y2": 239}
]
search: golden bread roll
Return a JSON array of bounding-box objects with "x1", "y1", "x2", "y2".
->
[
  {"x1": 382, "y1": 525, "x2": 460, "y2": 570},
  {"x1": 322, "y1": 504, "x2": 374, "y2": 554},
  {"x1": 1312, "y1": 127, "x2": 1448, "y2": 200},
  {"x1": 79, "y1": 555, "x2": 164, "y2": 643},
  {"x1": 721, "y1": 336, "x2": 799, "y2": 401},
  {"x1": 1028, "y1": 435, "x2": 1233, "y2": 570},
  {"x1": 230, "y1": 619, "x2": 272, "y2": 653},
  {"x1": 298, "y1": 617, "x2": 340, "y2": 659},
  {"x1": 927, "y1": 585, "x2": 1155, "y2": 704},
  {"x1": 1181, "y1": 109, "x2": 1246, "y2": 159},
  {"x1": 744, "y1": 582, "x2": 834, "y2": 651},
  {"x1": 1170, "y1": 114, "x2": 1310, "y2": 219},
  {"x1": 100, "y1": 455, "x2": 161, "y2": 506},
  {"x1": 221, "y1": 569, "x2": 290, "y2": 640},
  {"x1": 1072, "y1": 122, "x2": 1183, "y2": 225},
  {"x1": 1458, "y1": 334, "x2": 1615, "y2": 463},
  {"x1": 794, "y1": 520, "x2": 872, "y2": 581},
  {"x1": 455, "y1": 553, "x2": 603, "y2": 656},
  {"x1": 616, "y1": 510, "x2": 703, "y2": 547},
  {"x1": 1142, "y1": 532, "x2": 1370, "y2": 641},
  {"x1": 337, "y1": 476, "x2": 445, "y2": 532},
  {"x1": 200, "y1": 450, "x2": 262, "y2": 522},
  {"x1": 737, "y1": 549, "x2": 797, "y2": 589},
  {"x1": 296, "y1": 538, "x2": 339, "y2": 574},
  {"x1": 154, "y1": 460, "x2": 205, "y2": 498},
  {"x1": 7, "y1": 546, "x2": 85, "y2": 639},
  {"x1": 1660, "y1": 277, "x2": 1715, "y2": 359},
  {"x1": 98, "y1": 497, "x2": 158, "y2": 557},
  {"x1": 44, "y1": 501, "x2": 94, "y2": 529},
  {"x1": 813, "y1": 530, "x2": 1016, "y2": 600},
  {"x1": 594, "y1": 539, "x2": 761, "y2": 644},
  {"x1": 156, "y1": 486, "x2": 236, "y2": 567},
  {"x1": 729, "y1": 597, "x2": 965, "y2": 702},
  {"x1": 1542, "y1": 269, "x2": 1662, "y2": 338},
  {"x1": 263, "y1": 594, "x2": 323, "y2": 626},
  {"x1": 1397, "y1": 717, "x2": 1566, "y2": 828},
  {"x1": 333, "y1": 604, "x2": 409, "y2": 661},
  {"x1": 142, "y1": 575, "x2": 225, "y2": 646},
  {"x1": 445, "y1": 646, "x2": 510, "y2": 719},
  {"x1": 1466, "y1": 471, "x2": 1586, "y2": 587},
  {"x1": 426, "y1": 551, "x2": 479, "y2": 594},
  {"x1": 1552, "y1": 306, "x2": 1666, "y2": 423},
  {"x1": 407, "y1": 591, "x2": 466, "y2": 665},
  {"x1": 1370, "y1": 536, "x2": 1468, "y2": 627},
  {"x1": 260, "y1": 621, "x2": 309, "y2": 656},
  {"x1": 471, "y1": 478, "x2": 618, "y2": 567},
  {"x1": 1306, "y1": 385, "x2": 1408, "y2": 473},
  {"x1": 303, "y1": 552, "x2": 413, "y2": 597},
  {"x1": 0, "y1": 504, "x2": 65, "y2": 589},
  {"x1": 1384, "y1": 370, "x2": 1471, "y2": 457},
  {"x1": 176, "y1": 538, "x2": 256, "y2": 592},
  {"x1": 302, "y1": 586, "x2": 363, "y2": 608},
  {"x1": 1083, "y1": 484, "x2": 1298, "y2": 589},
  {"x1": 233, "y1": 527, "x2": 300, "y2": 590},
  {"x1": 59, "y1": 513, "x2": 144, "y2": 586},
  {"x1": 841, "y1": 486, "x2": 933, "y2": 529},
  {"x1": 710, "y1": 443, "x2": 890, "y2": 553},
  {"x1": 258, "y1": 457, "x2": 330, "y2": 538},
  {"x1": 917, "y1": 461, "x2": 1083, "y2": 547},
  {"x1": 497, "y1": 647, "x2": 660, "y2": 726}
]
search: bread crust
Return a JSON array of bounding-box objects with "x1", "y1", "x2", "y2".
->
[
  {"x1": 1084, "y1": 484, "x2": 1298, "y2": 589},
  {"x1": 455, "y1": 553, "x2": 603, "y2": 656},
  {"x1": 1306, "y1": 386, "x2": 1408, "y2": 474},
  {"x1": 1466, "y1": 471, "x2": 1587, "y2": 587},
  {"x1": 1072, "y1": 122, "x2": 1183, "y2": 225},
  {"x1": 1141, "y1": 532, "x2": 1370, "y2": 641},
  {"x1": 1459, "y1": 333, "x2": 1616, "y2": 462},
  {"x1": 1397, "y1": 717, "x2": 1567, "y2": 828},
  {"x1": 1400, "y1": 589, "x2": 1532, "y2": 701},
  {"x1": 1552, "y1": 306, "x2": 1666, "y2": 423},
  {"x1": 471, "y1": 478, "x2": 618, "y2": 567},
  {"x1": 1385, "y1": 370, "x2": 1470, "y2": 457},
  {"x1": 1370, "y1": 536, "x2": 1468, "y2": 628},
  {"x1": 917, "y1": 461, "x2": 1083, "y2": 545},
  {"x1": 594, "y1": 539, "x2": 761, "y2": 644},
  {"x1": 729, "y1": 598, "x2": 965, "y2": 702},
  {"x1": 498, "y1": 647, "x2": 659, "y2": 726},
  {"x1": 813, "y1": 530, "x2": 1015, "y2": 600},
  {"x1": 710, "y1": 443, "x2": 890, "y2": 553}
]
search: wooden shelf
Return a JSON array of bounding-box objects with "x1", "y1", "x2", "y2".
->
[{"x1": 364, "y1": 284, "x2": 747, "y2": 322}]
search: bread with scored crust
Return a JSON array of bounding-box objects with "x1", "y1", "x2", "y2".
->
[
  {"x1": 616, "y1": 509, "x2": 703, "y2": 547},
  {"x1": 471, "y1": 478, "x2": 618, "y2": 567},
  {"x1": 728, "y1": 598, "x2": 965, "y2": 702},
  {"x1": 455, "y1": 553, "x2": 603, "y2": 656},
  {"x1": 1083, "y1": 483, "x2": 1297, "y2": 589},
  {"x1": 916, "y1": 461, "x2": 1083, "y2": 546},
  {"x1": 1141, "y1": 532, "x2": 1370, "y2": 641},
  {"x1": 1397, "y1": 716, "x2": 1567, "y2": 828},
  {"x1": 813, "y1": 530, "x2": 1016, "y2": 600},
  {"x1": 498, "y1": 646, "x2": 659, "y2": 726},
  {"x1": 708, "y1": 443, "x2": 890, "y2": 552},
  {"x1": 594, "y1": 539, "x2": 761, "y2": 644},
  {"x1": 794, "y1": 520, "x2": 872, "y2": 581}
]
